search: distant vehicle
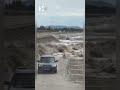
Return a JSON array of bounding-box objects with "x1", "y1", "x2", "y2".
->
[
  {"x1": 38, "y1": 55, "x2": 58, "y2": 73},
  {"x1": 4, "y1": 68, "x2": 35, "y2": 90}
]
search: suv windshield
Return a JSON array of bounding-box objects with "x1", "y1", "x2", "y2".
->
[
  {"x1": 40, "y1": 57, "x2": 55, "y2": 63},
  {"x1": 11, "y1": 73, "x2": 35, "y2": 88}
]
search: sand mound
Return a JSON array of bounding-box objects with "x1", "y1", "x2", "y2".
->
[{"x1": 37, "y1": 35, "x2": 59, "y2": 44}]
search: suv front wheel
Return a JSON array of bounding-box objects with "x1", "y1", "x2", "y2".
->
[{"x1": 54, "y1": 68, "x2": 57, "y2": 73}]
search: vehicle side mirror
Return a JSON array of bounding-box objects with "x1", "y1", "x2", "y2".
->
[{"x1": 55, "y1": 60, "x2": 58, "y2": 62}]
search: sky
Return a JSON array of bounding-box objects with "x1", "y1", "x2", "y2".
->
[{"x1": 35, "y1": 0, "x2": 85, "y2": 28}]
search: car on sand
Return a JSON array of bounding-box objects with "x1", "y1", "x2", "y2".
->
[{"x1": 38, "y1": 55, "x2": 58, "y2": 73}]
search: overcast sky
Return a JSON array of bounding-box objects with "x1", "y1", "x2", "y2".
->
[{"x1": 35, "y1": 0, "x2": 85, "y2": 28}]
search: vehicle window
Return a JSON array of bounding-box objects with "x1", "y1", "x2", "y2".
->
[
  {"x1": 40, "y1": 57, "x2": 55, "y2": 63},
  {"x1": 11, "y1": 73, "x2": 35, "y2": 88}
]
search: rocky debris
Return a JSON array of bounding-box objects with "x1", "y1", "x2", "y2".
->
[
  {"x1": 67, "y1": 57, "x2": 84, "y2": 83},
  {"x1": 37, "y1": 32, "x2": 84, "y2": 84}
]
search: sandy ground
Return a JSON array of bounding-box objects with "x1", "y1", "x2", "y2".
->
[
  {"x1": 36, "y1": 32, "x2": 85, "y2": 90},
  {"x1": 36, "y1": 55, "x2": 84, "y2": 90}
]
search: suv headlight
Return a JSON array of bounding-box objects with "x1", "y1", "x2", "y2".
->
[{"x1": 51, "y1": 64, "x2": 57, "y2": 67}]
